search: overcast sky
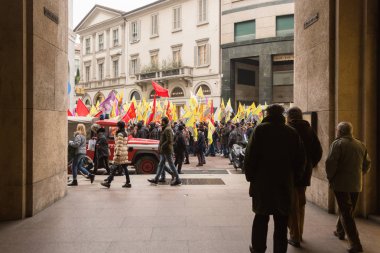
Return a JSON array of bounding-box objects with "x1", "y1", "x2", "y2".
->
[{"x1": 73, "y1": 0, "x2": 158, "y2": 27}]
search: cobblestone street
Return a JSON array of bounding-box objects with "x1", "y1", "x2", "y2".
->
[{"x1": 0, "y1": 156, "x2": 379, "y2": 253}]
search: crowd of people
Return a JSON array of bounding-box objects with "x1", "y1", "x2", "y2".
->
[{"x1": 67, "y1": 103, "x2": 371, "y2": 253}]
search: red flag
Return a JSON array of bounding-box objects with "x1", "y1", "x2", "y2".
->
[
  {"x1": 94, "y1": 111, "x2": 103, "y2": 118},
  {"x1": 122, "y1": 103, "x2": 136, "y2": 123},
  {"x1": 147, "y1": 95, "x2": 156, "y2": 124},
  {"x1": 166, "y1": 101, "x2": 172, "y2": 120},
  {"x1": 67, "y1": 109, "x2": 73, "y2": 116},
  {"x1": 152, "y1": 81, "x2": 169, "y2": 97},
  {"x1": 76, "y1": 99, "x2": 90, "y2": 116}
]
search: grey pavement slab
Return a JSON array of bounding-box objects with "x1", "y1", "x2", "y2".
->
[{"x1": 0, "y1": 156, "x2": 379, "y2": 253}]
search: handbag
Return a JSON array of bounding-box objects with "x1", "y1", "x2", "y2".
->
[{"x1": 88, "y1": 139, "x2": 96, "y2": 151}]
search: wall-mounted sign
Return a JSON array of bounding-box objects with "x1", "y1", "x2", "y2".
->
[
  {"x1": 273, "y1": 54, "x2": 294, "y2": 62},
  {"x1": 44, "y1": 7, "x2": 59, "y2": 24},
  {"x1": 304, "y1": 13, "x2": 319, "y2": 29}
]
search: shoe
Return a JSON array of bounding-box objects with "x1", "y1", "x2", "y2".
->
[
  {"x1": 347, "y1": 245, "x2": 363, "y2": 253},
  {"x1": 288, "y1": 239, "x2": 301, "y2": 248},
  {"x1": 196, "y1": 164, "x2": 203, "y2": 167},
  {"x1": 122, "y1": 183, "x2": 132, "y2": 188},
  {"x1": 170, "y1": 179, "x2": 182, "y2": 186},
  {"x1": 334, "y1": 231, "x2": 345, "y2": 240},
  {"x1": 67, "y1": 180, "x2": 78, "y2": 186},
  {"x1": 103, "y1": 178, "x2": 109, "y2": 182},
  {"x1": 178, "y1": 171, "x2": 183, "y2": 174},
  {"x1": 100, "y1": 181, "x2": 111, "y2": 188},
  {"x1": 89, "y1": 174, "x2": 95, "y2": 184},
  {"x1": 158, "y1": 178, "x2": 166, "y2": 183},
  {"x1": 148, "y1": 179, "x2": 158, "y2": 184},
  {"x1": 184, "y1": 161, "x2": 190, "y2": 164}
]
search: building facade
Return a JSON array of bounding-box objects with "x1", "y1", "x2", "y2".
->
[
  {"x1": 74, "y1": 0, "x2": 221, "y2": 113},
  {"x1": 124, "y1": 0, "x2": 221, "y2": 110},
  {"x1": 221, "y1": 0, "x2": 294, "y2": 108},
  {"x1": 74, "y1": 5, "x2": 127, "y2": 110}
]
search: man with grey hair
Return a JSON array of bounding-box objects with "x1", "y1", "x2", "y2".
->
[{"x1": 326, "y1": 122, "x2": 371, "y2": 253}]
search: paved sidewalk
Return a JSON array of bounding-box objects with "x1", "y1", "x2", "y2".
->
[{"x1": 0, "y1": 157, "x2": 379, "y2": 253}]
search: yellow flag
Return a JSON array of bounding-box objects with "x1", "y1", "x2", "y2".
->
[
  {"x1": 95, "y1": 101, "x2": 100, "y2": 110},
  {"x1": 196, "y1": 87, "x2": 204, "y2": 98},
  {"x1": 90, "y1": 105, "x2": 98, "y2": 117},
  {"x1": 190, "y1": 92, "x2": 198, "y2": 109},
  {"x1": 208, "y1": 121, "x2": 215, "y2": 144},
  {"x1": 221, "y1": 98, "x2": 225, "y2": 111},
  {"x1": 185, "y1": 114, "x2": 195, "y2": 127},
  {"x1": 131, "y1": 96, "x2": 137, "y2": 107},
  {"x1": 110, "y1": 101, "x2": 116, "y2": 118}
]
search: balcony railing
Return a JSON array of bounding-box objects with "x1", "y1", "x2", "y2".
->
[
  {"x1": 80, "y1": 77, "x2": 126, "y2": 90},
  {"x1": 136, "y1": 66, "x2": 193, "y2": 82}
]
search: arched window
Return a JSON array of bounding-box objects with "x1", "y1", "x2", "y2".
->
[
  {"x1": 171, "y1": 87, "x2": 184, "y2": 97},
  {"x1": 82, "y1": 96, "x2": 92, "y2": 110},
  {"x1": 196, "y1": 84, "x2": 211, "y2": 95},
  {"x1": 93, "y1": 92, "x2": 105, "y2": 105},
  {"x1": 130, "y1": 91, "x2": 141, "y2": 101},
  {"x1": 149, "y1": 90, "x2": 156, "y2": 99}
]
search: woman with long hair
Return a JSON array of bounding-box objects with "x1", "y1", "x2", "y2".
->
[{"x1": 68, "y1": 124, "x2": 95, "y2": 186}]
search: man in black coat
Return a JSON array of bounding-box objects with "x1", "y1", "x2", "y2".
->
[
  {"x1": 243, "y1": 104, "x2": 306, "y2": 253},
  {"x1": 174, "y1": 124, "x2": 186, "y2": 174},
  {"x1": 286, "y1": 107, "x2": 322, "y2": 248}
]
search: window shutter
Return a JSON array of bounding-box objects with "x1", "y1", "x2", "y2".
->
[
  {"x1": 173, "y1": 9, "x2": 177, "y2": 29},
  {"x1": 204, "y1": 0, "x2": 208, "y2": 22},
  {"x1": 137, "y1": 20, "x2": 141, "y2": 41},
  {"x1": 137, "y1": 58, "x2": 141, "y2": 74},
  {"x1": 198, "y1": 0, "x2": 202, "y2": 23},
  {"x1": 194, "y1": 46, "x2": 198, "y2": 67},
  {"x1": 178, "y1": 7, "x2": 182, "y2": 28},
  {"x1": 129, "y1": 23, "x2": 133, "y2": 43},
  {"x1": 156, "y1": 15, "x2": 159, "y2": 35},
  {"x1": 206, "y1": 44, "x2": 211, "y2": 66}
]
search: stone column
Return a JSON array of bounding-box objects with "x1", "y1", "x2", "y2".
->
[
  {"x1": 221, "y1": 49, "x2": 235, "y2": 108},
  {"x1": 0, "y1": 0, "x2": 68, "y2": 221},
  {"x1": 258, "y1": 54, "x2": 272, "y2": 104}
]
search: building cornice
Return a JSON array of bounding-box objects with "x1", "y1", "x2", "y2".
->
[
  {"x1": 221, "y1": 36, "x2": 294, "y2": 49},
  {"x1": 75, "y1": 17, "x2": 125, "y2": 36},
  {"x1": 222, "y1": 0, "x2": 294, "y2": 16}
]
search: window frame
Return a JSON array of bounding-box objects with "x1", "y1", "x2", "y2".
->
[
  {"x1": 172, "y1": 6, "x2": 182, "y2": 32},
  {"x1": 194, "y1": 39, "x2": 210, "y2": 68},
  {"x1": 98, "y1": 33, "x2": 104, "y2": 51},
  {"x1": 98, "y1": 63, "x2": 104, "y2": 80},
  {"x1": 197, "y1": 0, "x2": 208, "y2": 25},
  {"x1": 113, "y1": 59, "x2": 119, "y2": 78},
  {"x1": 234, "y1": 20, "x2": 256, "y2": 42},
  {"x1": 276, "y1": 14, "x2": 294, "y2": 37},
  {"x1": 113, "y1": 29, "x2": 119, "y2": 47},
  {"x1": 151, "y1": 13, "x2": 159, "y2": 38},
  {"x1": 85, "y1": 38, "x2": 91, "y2": 54}
]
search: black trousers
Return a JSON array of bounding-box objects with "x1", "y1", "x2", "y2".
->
[
  {"x1": 107, "y1": 164, "x2": 130, "y2": 183},
  {"x1": 93, "y1": 156, "x2": 110, "y2": 174},
  {"x1": 251, "y1": 212, "x2": 288, "y2": 253},
  {"x1": 334, "y1": 191, "x2": 361, "y2": 247},
  {"x1": 175, "y1": 152, "x2": 184, "y2": 173}
]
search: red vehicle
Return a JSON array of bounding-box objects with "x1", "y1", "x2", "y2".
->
[{"x1": 87, "y1": 119, "x2": 160, "y2": 174}]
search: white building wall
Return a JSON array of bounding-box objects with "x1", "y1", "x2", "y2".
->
[{"x1": 125, "y1": 0, "x2": 221, "y2": 106}]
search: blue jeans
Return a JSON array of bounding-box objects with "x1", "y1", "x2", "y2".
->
[
  {"x1": 72, "y1": 154, "x2": 90, "y2": 180},
  {"x1": 206, "y1": 142, "x2": 216, "y2": 156},
  {"x1": 155, "y1": 154, "x2": 180, "y2": 181}
]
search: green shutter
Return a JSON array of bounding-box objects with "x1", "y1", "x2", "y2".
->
[{"x1": 234, "y1": 20, "x2": 255, "y2": 42}]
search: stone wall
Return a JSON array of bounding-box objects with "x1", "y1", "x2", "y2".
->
[
  {"x1": 0, "y1": 0, "x2": 68, "y2": 221},
  {"x1": 295, "y1": 0, "x2": 378, "y2": 215}
]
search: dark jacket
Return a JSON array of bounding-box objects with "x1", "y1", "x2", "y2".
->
[
  {"x1": 196, "y1": 131, "x2": 206, "y2": 153},
  {"x1": 243, "y1": 115, "x2": 306, "y2": 215},
  {"x1": 288, "y1": 119, "x2": 322, "y2": 186},
  {"x1": 174, "y1": 131, "x2": 186, "y2": 154},
  {"x1": 221, "y1": 126, "x2": 230, "y2": 145},
  {"x1": 159, "y1": 125, "x2": 174, "y2": 155},
  {"x1": 149, "y1": 127, "x2": 160, "y2": 140},
  {"x1": 136, "y1": 126, "x2": 149, "y2": 139},
  {"x1": 95, "y1": 132, "x2": 109, "y2": 158}
]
